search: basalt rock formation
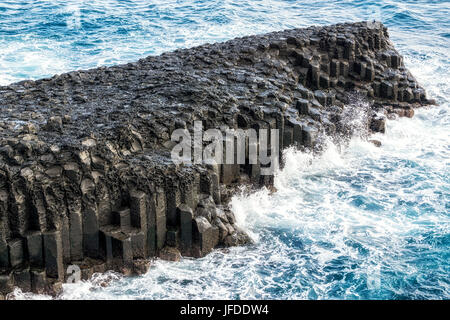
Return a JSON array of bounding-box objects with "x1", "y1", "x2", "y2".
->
[{"x1": 0, "y1": 21, "x2": 433, "y2": 297}]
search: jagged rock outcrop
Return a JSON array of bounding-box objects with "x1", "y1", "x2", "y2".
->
[{"x1": 0, "y1": 21, "x2": 433, "y2": 297}]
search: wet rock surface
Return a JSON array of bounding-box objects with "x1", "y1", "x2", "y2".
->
[{"x1": 0, "y1": 21, "x2": 433, "y2": 296}]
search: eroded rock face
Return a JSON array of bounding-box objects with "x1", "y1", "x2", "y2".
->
[{"x1": 0, "y1": 21, "x2": 433, "y2": 295}]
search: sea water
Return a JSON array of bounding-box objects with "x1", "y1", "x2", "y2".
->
[{"x1": 1, "y1": 0, "x2": 448, "y2": 300}]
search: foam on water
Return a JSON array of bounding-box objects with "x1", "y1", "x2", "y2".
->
[{"x1": 2, "y1": 0, "x2": 449, "y2": 299}]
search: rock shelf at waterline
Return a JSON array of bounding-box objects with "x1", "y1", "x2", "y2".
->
[{"x1": 0, "y1": 21, "x2": 435, "y2": 296}]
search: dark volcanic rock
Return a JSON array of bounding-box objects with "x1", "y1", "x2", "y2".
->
[{"x1": 0, "y1": 21, "x2": 433, "y2": 295}]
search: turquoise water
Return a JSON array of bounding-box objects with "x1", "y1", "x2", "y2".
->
[{"x1": 2, "y1": 1, "x2": 449, "y2": 300}]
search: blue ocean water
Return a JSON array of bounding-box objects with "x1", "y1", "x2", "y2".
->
[{"x1": 1, "y1": 0, "x2": 448, "y2": 300}]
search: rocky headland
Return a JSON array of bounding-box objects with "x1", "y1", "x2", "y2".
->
[{"x1": 0, "y1": 21, "x2": 433, "y2": 297}]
